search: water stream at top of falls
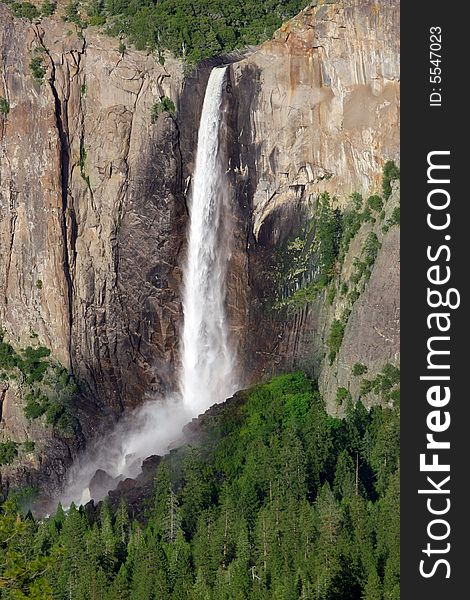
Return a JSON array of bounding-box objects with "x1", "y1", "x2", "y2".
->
[{"x1": 180, "y1": 65, "x2": 236, "y2": 414}]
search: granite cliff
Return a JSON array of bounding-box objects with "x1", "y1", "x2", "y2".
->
[{"x1": 0, "y1": 0, "x2": 399, "y2": 496}]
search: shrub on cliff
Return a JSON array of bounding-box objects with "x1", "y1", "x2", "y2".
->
[
  {"x1": 327, "y1": 318, "x2": 345, "y2": 364},
  {"x1": 0, "y1": 97, "x2": 10, "y2": 115},
  {"x1": 352, "y1": 363, "x2": 368, "y2": 376},
  {"x1": 29, "y1": 55, "x2": 46, "y2": 83},
  {"x1": 382, "y1": 160, "x2": 400, "y2": 200},
  {"x1": 151, "y1": 96, "x2": 176, "y2": 122},
  {"x1": 0, "y1": 441, "x2": 18, "y2": 465},
  {"x1": 41, "y1": 0, "x2": 56, "y2": 16},
  {"x1": 10, "y1": 1, "x2": 40, "y2": 20}
]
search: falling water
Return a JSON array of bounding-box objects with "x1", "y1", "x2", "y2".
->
[
  {"x1": 59, "y1": 66, "x2": 236, "y2": 509},
  {"x1": 180, "y1": 66, "x2": 236, "y2": 414}
]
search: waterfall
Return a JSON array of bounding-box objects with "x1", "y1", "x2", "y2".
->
[
  {"x1": 59, "y1": 67, "x2": 237, "y2": 509},
  {"x1": 180, "y1": 66, "x2": 236, "y2": 414}
]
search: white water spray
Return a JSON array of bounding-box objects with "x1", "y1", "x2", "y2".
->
[
  {"x1": 59, "y1": 66, "x2": 235, "y2": 508},
  {"x1": 180, "y1": 66, "x2": 236, "y2": 414}
]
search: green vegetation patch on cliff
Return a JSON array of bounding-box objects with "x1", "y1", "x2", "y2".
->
[
  {"x1": 273, "y1": 161, "x2": 400, "y2": 315},
  {"x1": 0, "y1": 330, "x2": 80, "y2": 436},
  {"x1": 4, "y1": 0, "x2": 57, "y2": 19},
  {"x1": 360, "y1": 363, "x2": 400, "y2": 405},
  {"x1": 0, "y1": 97, "x2": 9, "y2": 115},
  {"x1": 0, "y1": 371, "x2": 400, "y2": 598},
  {"x1": 274, "y1": 191, "x2": 343, "y2": 310}
]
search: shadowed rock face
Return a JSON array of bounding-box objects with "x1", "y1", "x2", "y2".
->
[{"x1": 0, "y1": 0, "x2": 399, "y2": 495}]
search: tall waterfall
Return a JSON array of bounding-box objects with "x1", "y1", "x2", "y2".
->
[
  {"x1": 180, "y1": 66, "x2": 236, "y2": 414},
  {"x1": 60, "y1": 67, "x2": 237, "y2": 508}
]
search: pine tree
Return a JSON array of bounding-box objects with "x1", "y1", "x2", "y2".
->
[
  {"x1": 180, "y1": 447, "x2": 215, "y2": 537},
  {"x1": 168, "y1": 529, "x2": 193, "y2": 596},
  {"x1": 153, "y1": 462, "x2": 181, "y2": 544},
  {"x1": 229, "y1": 519, "x2": 251, "y2": 599},
  {"x1": 377, "y1": 469, "x2": 400, "y2": 600},
  {"x1": 114, "y1": 498, "x2": 129, "y2": 563},
  {"x1": 304, "y1": 393, "x2": 334, "y2": 494},
  {"x1": 333, "y1": 450, "x2": 356, "y2": 500},
  {"x1": 49, "y1": 503, "x2": 88, "y2": 599},
  {"x1": 100, "y1": 500, "x2": 117, "y2": 573},
  {"x1": 129, "y1": 535, "x2": 158, "y2": 600},
  {"x1": 312, "y1": 483, "x2": 342, "y2": 598},
  {"x1": 363, "y1": 567, "x2": 383, "y2": 600},
  {"x1": 0, "y1": 499, "x2": 53, "y2": 599},
  {"x1": 106, "y1": 564, "x2": 131, "y2": 600},
  {"x1": 191, "y1": 568, "x2": 212, "y2": 600}
]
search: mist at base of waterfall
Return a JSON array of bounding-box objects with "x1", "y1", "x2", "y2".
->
[{"x1": 59, "y1": 395, "x2": 192, "y2": 508}]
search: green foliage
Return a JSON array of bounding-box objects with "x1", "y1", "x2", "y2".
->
[
  {"x1": 99, "y1": 0, "x2": 310, "y2": 65},
  {"x1": 64, "y1": 0, "x2": 83, "y2": 26},
  {"x1": 382, "y1": 160, "x2": 400, "y2": 200},
  {"x1": 383, "y1": 206, "x2": 400, "y2": 233},
  {"x1": 78, "y1": 142, "x2": 92, "y2": 188},
  {"x1": 349, "y1": 232, "x2": 381, "y2": 298},
  {"x1": 335, "y1": 387, "x2": 350, "y2": 405},
  {"x1": 350, "y1": 191, "x2": 363, "y2": 210},
  {"x1": 0, "y1": 441, "x2": 18, "y2": 465},
  {"x1": 338, "y1": 197, "x2": 377, "y2": 265},
  {"x1": 360, "y1": 363, "x2": 400, "y2": 403},
  {"x1": 274, "y1": 192, "x2": 343, "y2": 310},
  {"x1": 86, "y1": 0, "x2": 105, "y2": 22},
  {"x1": 0, "y1": 372, "x2": 400, "y2": 598},
  {"x1": 35, "y1": 279, "x2": 43, "y2": 290},
  {"x1": 151, "y1": 96, "x2": 176, "y2": 122},
  {"x1": 24, "y1": 390, "x2": 49, "y2": 420},
  {"x1": 352, "y1": 362, "x2": 368, "y2": 376},
  {"x1": 22, "y1": 440, "x2": 35, "y2": 453},
  {"x1": 0, "y1": 97, "x2": 10, "y2": 115},
  {"x1": 10, "y1": 1, "x2": 40, "y2": 19},
  {"x1": 9, "y1": 1, "x2": 310, "y2": 67},
  {"x1": 0, "y1": 332, "x2": 21, "y2": 373},
  {"x1": 0, "y1": 498, "x2": 54, "y2": 596},
  {"x1": 88, "y1": 13, "x2": 106, "y2": 25},
  {"x1": 327, "y1": 319, "x2": 345, "y2": 364},
  {"x1": 363, "y1": 232, "x2": 381, "y2": 267},
  {"x1": 19, "y1": 346, "x2": 51, "y2": 384},
  {"x1": 326, "y1": 285, "x2": 336, "y2": 306},
  {"x1": 29, "y1": 54, "x2": 45, "y2": 83},
  {"x1": 0, "y1": 331, "x2": 79, "y2": 434},
  {"x1": 41, "y1": 0, "x2": 56, "y2": 16},
  {"x1": 314, "y1": 193, "x2": 343, "y2": 287},
  {"x1": 118, "y1": 41, "x2": 126, "y2": 55},
  {"x1": 367, "y1": 194, "x2": 383, "y2": 212}
]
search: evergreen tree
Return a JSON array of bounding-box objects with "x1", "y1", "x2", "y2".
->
[
  {"x1": 191, "y1": 568, "x2": 212, "y2": 600},
  {"x1": 106, "y1": 564, "x2": 131, "y2": 600},
  {"x1": 152, "y1": 462, "x2": 180, "y2": 544},
  {"x1": 49, "y1": 503, "x2": 88, "y2": 598}
]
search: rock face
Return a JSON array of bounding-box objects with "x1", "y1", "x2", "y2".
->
[
  {"x1": 0, "y1": 8, "x2": 186, "y2": 414},
  {"x1": 226, "y1": 0, "x2": 400, "y2": 395},
  {"x1": 0, "y1": 0, "x2": 399, "y2": 495},
  {"x1": 0, "y1": 6, "x2": 186, "y2": 492},
  {"x1": 231, "y1": 0, "x2": 399, "y2": 238}
]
